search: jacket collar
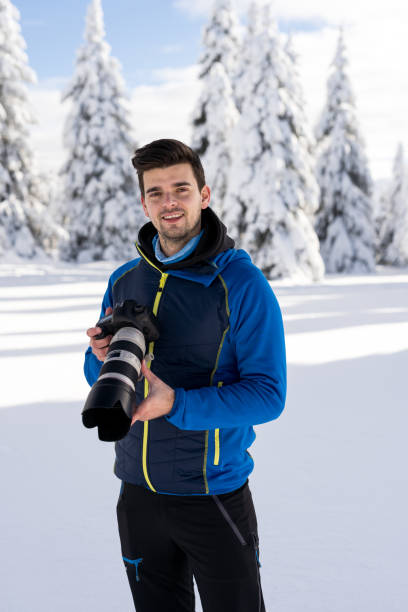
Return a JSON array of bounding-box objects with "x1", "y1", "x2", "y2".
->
[{"x1": 135, "y1": 208, "x2": 235, "y2": 273}]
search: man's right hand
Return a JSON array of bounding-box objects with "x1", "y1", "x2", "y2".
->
[{"x1": 86, "y1": 306, "x2": 113, "y2": 362}]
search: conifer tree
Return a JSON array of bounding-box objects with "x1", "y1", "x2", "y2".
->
[
  {"x1": 191, "y1": 0, "x2": 240, "y2": 214},
  {"x1": 61, "y1": 0, "x2": 143, "y2": 262},
  {"x1": 196, "y1": 62, "x2": 239, "y2": 216},
  {"x1": 224, "y1": 4, "x2": 324, "y2": 280},
  {"x1": 315, "y1": 30, "x2": 376, "y2": 273},
  {"x1": 222, "y1": 2, "x2": 267, "y2": 242},
  {"x1": 191, "y1": 0, "x2": 240, "y2": 154},
  {"x1": 0, "y1": 0, "x2": 61, "y2": 259},
  {"x1": 233, "y1": 1, "x2": 261, "y2": 114},
  {"x1": 283, "y1": 34, "x2": 320, "y2": 219},
  {"x1": 373, "y1": 179, "x2": 389, "y2": 260},
  {"x1": 378, "y1": 143, "x2": 408, "y2": 265}
]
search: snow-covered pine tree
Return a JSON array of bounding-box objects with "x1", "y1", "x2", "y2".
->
[
  {"x1": 224, "y1": 4, "x2": 324, "y2": 280},
  {"x1": 374, "y1": 175, "x2": 392, "y2": 263},
  {"x1": 191, "y1": 0, "x2": 240, "y2": 214},
  {"x1": 191, "y1": 0, "x2": 240, "y2": 153},
  {"x1": 61, "y1": 0, "x2": 143, "y2": 262},
  {"x1": 315, "y1": 29, "x2": 376, "y2": 273},
  {"x1": 283, "y1": 34, "x2": 320, "y2": 219},
  {"x1": 0, "y1": 0, "x2": 62, "y2": 259},
  {"x1": 377, "y1": 143, "x2": 408, "y2": 266},
  {"x1": 222, "y1": 2, "x2": 264, "y2": 241},
  {"x1": 274, "y1": 33, "x2": 324, "y2": 279},
  {"x1": 233, "y1": 1, "x2": 261, "y2": 114},
  {"x1": 373, "y1": 178, "x2": 389, "y2": 260},
  {"x1": 194, "y1": 63, "x2": 239, "y2": 217}
]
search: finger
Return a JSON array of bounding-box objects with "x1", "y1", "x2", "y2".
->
[
  {"x1": 94, "y1": 346, "x2": 110, "y2": 361},
  {"x1": 131, "y1": 402, "x2": 143, "y2": 425},
  {"x1": 132, "y1": 406, "x2": 149, "y2": 423},
  {"x1": 141, "y1": 360, "x2": 148, "y2": 376},
  {"x1": 93, "y1": 345, "x2": 110, "y2": 354},
  {"x1": 91, "y1": 335, "x2": 112, "y2": 348},
  {"x1": 105, "y1": 306, "x2": 113, "y2": 314},
  {"x1": 141, "y1": 360, "x2": 156, "y2": 380},
  {"x1": 86, "y1": 326, "x2": 102, "y2": 338}
]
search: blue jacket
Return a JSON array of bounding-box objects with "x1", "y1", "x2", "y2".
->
[{"x1": 84, "y1": 210, "x2": 286, "y2": 495}]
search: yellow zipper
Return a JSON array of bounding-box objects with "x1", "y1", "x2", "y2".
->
[
  {"x1": 214, "y1": 381, "x2": 223, "y2": 465},
  {"x1": 203, "y1": 431, "x2": 209, "y2": 494},
  {"x1": 142, "y1": 271, "x2": 169, "y2": 492},
  {"x1": 214, "y1": 429, "x2": 220, "y2": 465},
  {"x1": 136, "y1": 244, "x2": 162, "y2": 273}
]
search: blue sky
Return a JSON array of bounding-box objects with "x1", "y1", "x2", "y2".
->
[
  {"x1": 15, "y1": 0, "x2": 325, "y2": 86},
  {"x1": 15, "y1": 0, "x2": 206, "y2": 86}
]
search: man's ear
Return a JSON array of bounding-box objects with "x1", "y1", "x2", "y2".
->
[
  {"x1": 201, "y1": 185, "x2": 211, "y2": 210},
  {"x1": 141, "y1": 196, "x2": 149, "y2": 218}
]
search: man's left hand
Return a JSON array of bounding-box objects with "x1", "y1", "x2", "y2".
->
[{"x1": 131, "y1": 360, "x2": 175, "y2": 424}]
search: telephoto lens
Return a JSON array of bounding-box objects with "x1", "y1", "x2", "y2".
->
[{"x1": 82, "y1": 300, "x2": 159, "y2": 441}]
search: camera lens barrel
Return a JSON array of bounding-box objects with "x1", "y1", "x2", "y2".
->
[
  {"x1": 82, "y1": 300, "x2": 160, "y2": 442},
  {"x1": 82, "y1": 326, "x2": 147, "y2": 441},
  {"x1": 98, "y1": 327, "x2": 146, "y2": 391}
]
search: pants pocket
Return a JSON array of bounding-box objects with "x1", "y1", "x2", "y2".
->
[{"x1": 211, "y1": 494, "x2": 247, "y2": 546}]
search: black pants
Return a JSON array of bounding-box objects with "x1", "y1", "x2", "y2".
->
[{"x1": 116, "y1": 480, "x2": 266, "y2": 612}]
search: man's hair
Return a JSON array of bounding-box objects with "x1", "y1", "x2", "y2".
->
[{"x1": 131, "y1": 139, "x2": 206, "y2": 197}]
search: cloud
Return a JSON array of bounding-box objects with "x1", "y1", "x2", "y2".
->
[
  {"x1": 29, "y1": 84, "x2": 68, "y2": 177},
  {"x1": 22, "y1": 19, "x2": 46, "y2": 28},
  {"x1": 130, "y1": 66, "x2": 200, "y2": 147},
  {"x1": 174, "y1": 0, "x2": 407, "y2": 25},
  {"x1": 161, "y1": 43, "x2": 184, "y2": 54}
]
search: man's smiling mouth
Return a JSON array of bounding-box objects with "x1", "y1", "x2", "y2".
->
[{"x1": 162, "y1": 213, "x2": 184, "y2": 220}]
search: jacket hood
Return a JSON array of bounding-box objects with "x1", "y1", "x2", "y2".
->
[{"x1": 136, "y1": 207, "x2": 234, "y2": 272}]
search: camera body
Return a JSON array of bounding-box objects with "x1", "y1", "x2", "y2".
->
[{"x1": 82, "y1": 300, "x2": 160, "y2": 441}]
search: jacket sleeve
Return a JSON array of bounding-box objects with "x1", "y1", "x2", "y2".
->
[
  {"x1": 83, "y1": 279, "x2": 113, "y2": 387},
  {"x1": 166, "y1": 264, "x2": 287, "y2": 430}
]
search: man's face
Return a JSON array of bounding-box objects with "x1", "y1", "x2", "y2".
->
[{"x1": 141, "y1": 163, "x2": 210, "y2": 250}]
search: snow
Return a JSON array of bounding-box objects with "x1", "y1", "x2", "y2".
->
[{"x1": 1, "y1": 260, "x2": 407, "y2": 611}]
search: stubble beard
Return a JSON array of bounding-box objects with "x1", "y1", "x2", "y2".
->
[{"x1": 158, "y1": 215, "x2": 202, "y2": 254}]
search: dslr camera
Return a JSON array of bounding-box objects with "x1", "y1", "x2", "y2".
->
[{"x1": 82, "y1": 300, "x2": 159, "y2": 441}]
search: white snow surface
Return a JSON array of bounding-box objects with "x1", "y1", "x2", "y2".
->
[{"x1": 1, "y1": 261, "x2": 407, "y2": 611}]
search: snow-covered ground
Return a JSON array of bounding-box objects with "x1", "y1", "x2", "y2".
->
[{"x1": 1, "y1": 261, "x2": 407, "y2": 612}]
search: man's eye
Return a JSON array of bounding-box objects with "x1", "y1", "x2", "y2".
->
[{"x1": 150, "y1": 192, "x2": 161, "y2": 198}]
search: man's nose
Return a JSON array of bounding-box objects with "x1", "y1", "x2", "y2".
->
[{"x1": 163, "y1": 192, "x2": 177, "y2": 204}]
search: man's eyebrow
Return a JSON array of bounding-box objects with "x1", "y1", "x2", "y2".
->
[
  {"x1": 146, "y1": 186, "x2": 161, "y2": 194},
  {"x1": 146, "y1": 181, "x2": 192, "y2": 194}
]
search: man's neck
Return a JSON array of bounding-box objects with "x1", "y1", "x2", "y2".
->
[
  {"x1": 159, "y1": 229, "x2": 201, "y2": 257},
  {"x1": 159, "y1": 237, "x2": 189, "y2": 258}
]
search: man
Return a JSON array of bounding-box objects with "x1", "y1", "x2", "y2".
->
[{"x1": 85, "y1": 139, "x2": 286, "y2": 612}]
